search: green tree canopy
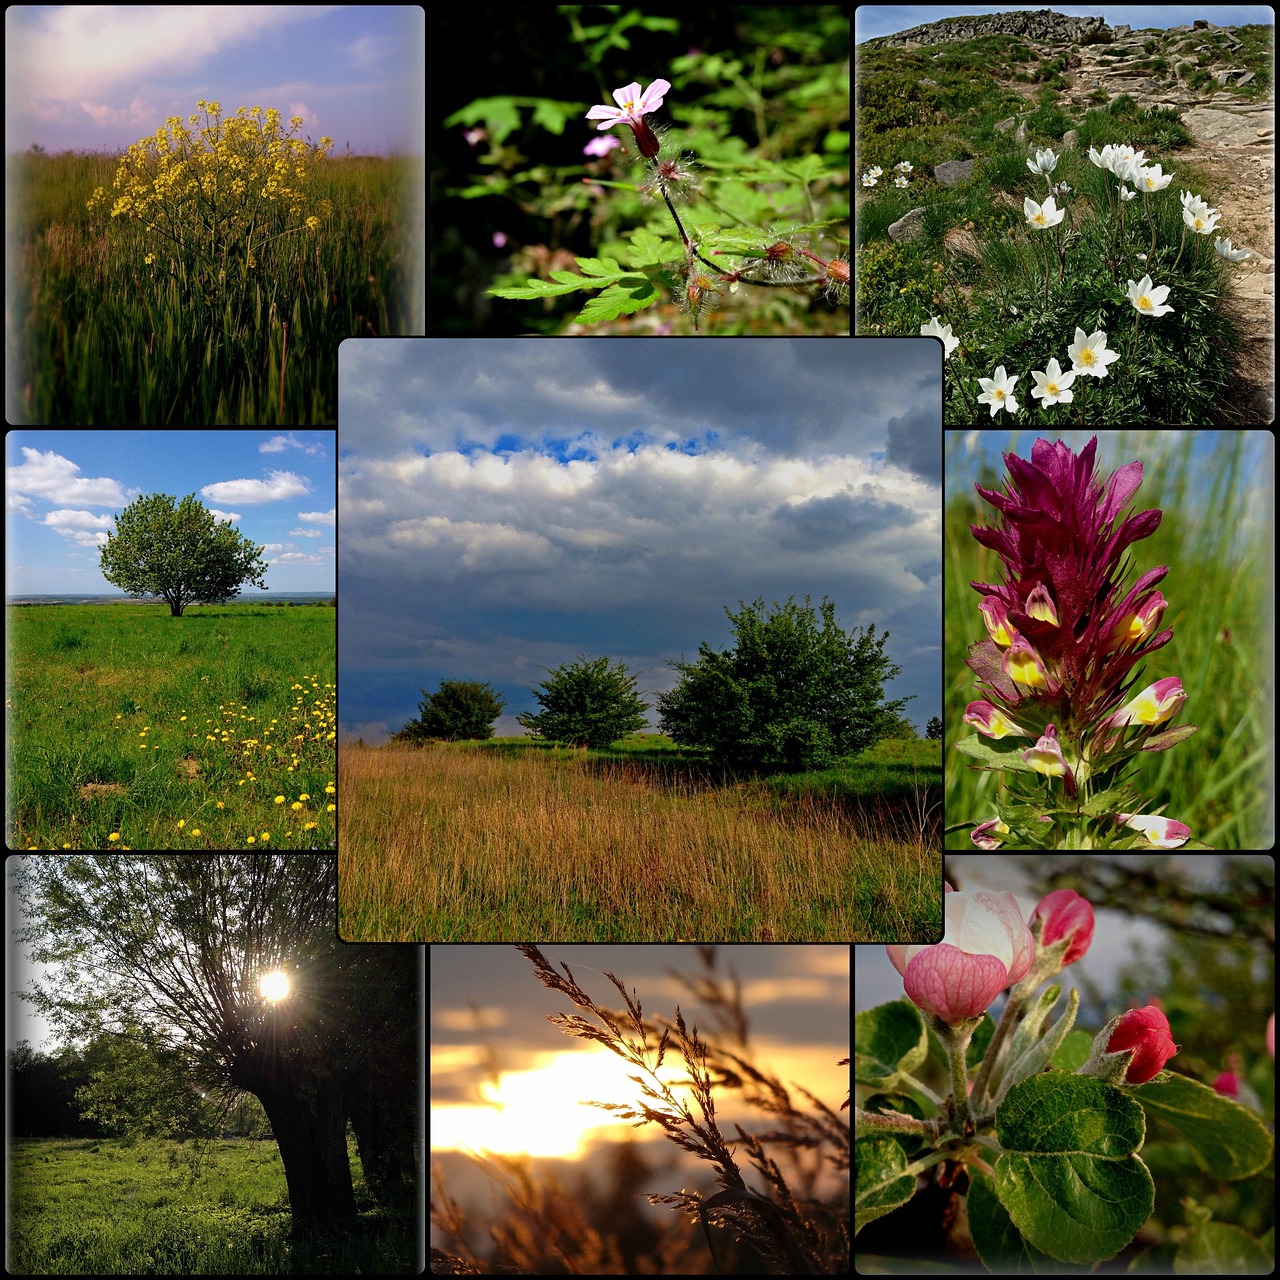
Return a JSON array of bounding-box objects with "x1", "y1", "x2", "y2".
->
[
  {"x1": 99, "y1": 492, "x2": 268, "y2": 616},
  {"x1": 516, "y1": 656, "x2": 649, "y2": 748},
  {"x1": 926, "y1": 715, "x2": 943, "y2": 741},
  {"x1": 393, "y1": 679, "x2": 506, "y2": 743},
  {"x1": 657, "y1": 596, "x2": 910, "y2": 771}
]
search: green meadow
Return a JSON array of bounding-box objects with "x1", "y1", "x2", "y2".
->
[
  {"x1": 8, "y1": 1137, "x2": 414, "y2": 1275},
  {"x1": 945, "y1": 431, "x2": 1270, "y2": 849},
  {"x1": 6, "y1": 603, "x2": 335, "y2": 850},
  {"x1": 9, "y1": 150, "x2": 421, "y2": 425}
]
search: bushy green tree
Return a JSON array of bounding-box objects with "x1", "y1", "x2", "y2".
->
[
  {"x1": 657, "y1": 596, "x2": 910, "y2": 772},
  {"x1": 880, "y1": 716, "x2": 919, "y2": 740},
  {"x1": 516, "y1": 656, "x2": 648, "y2": 748},
  {"x1": 926, "y1": 715, "x2": 943, "y2": 740},
  {"x1": 393, "y1": 679, "x2": 505, "y2": 743},
  {"x1": 99, "y1": 492, "x2": 268, "y2": 616}
]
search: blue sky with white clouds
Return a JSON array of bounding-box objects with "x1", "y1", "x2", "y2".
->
[
  {"x1": 5, "y1": 431, "x2": 336, "y2": 596},
  {"x1": 338, "y1": 338, "x2": 941, "y2": 743},
  {"x1": 5, "y1": 5, "x2": 424, "y2": 155},
  {"x1": 856, "y1": 4, "x2": 1274, "y2": 42}
]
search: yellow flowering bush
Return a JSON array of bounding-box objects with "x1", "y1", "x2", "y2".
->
[{"x1": 88, "y1": 101, "x2": 333, "y2": 283}]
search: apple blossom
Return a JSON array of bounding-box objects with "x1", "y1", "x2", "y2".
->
[{"x1": 886, "y1": 885, "x2": 1034, "y2": 1027}]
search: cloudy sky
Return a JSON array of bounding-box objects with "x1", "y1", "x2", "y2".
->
[
  {"x1": 5, "y1": 430, "x2": 336, "y2": 596},
  {"x1": 855, "y1": 4, "x2": 1274, "y2": 41},
  {"x1": 339, "y1": 338, "x2": 941, "y2": 742},
  {"x1": 5, "y1": 5, "x2": 424, "y2": 155}
]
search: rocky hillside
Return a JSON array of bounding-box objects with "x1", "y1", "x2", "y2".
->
[{"x1": 864, "y1": 9, "x2": 1115, "y2": 49}]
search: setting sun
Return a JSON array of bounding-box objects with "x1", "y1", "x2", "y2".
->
[{"x1": 260, "y1": 971, "x2": 290, "y2": 1002}]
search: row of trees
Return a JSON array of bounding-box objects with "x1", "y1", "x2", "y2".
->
[{"x1": 393, "y1": 596, "x2": 922, "y2": 772}]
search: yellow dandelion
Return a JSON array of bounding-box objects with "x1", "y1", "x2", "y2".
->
[
  {"x1": 274, "y1": 795, "x2": 285, "y2": 805},
  {"x1": 247, "y1": 835, "x2": 255, "y2": 844},
  {"x1": 109, "y1": 832, "x2": 120, "y2": 842}
]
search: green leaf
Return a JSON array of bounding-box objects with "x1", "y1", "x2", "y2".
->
[
  {"x1": 627, "y1": 226, "x2": 669, "y2": 264},
  {"x1": 1175, "y1": 1220, "x2": 1273, "y2": 1273},
  {"x1": 573, "y1": 277, "x2": 658, "y2": 325},
  {"x1": 1136, "y1": 1072, "x2": 1274, "y2": 1180},
  {"x1": 854, "y1": 999, "x2": 927, "y2": 1089},
  {"x1": 530, "y1": 99, "x2": 581, "y2": 136},
  {"x1": 968, "y1": 1172, "x2": 1093, "y2": 1274},
  {"x1": 854, "y1": 1137, "x2": 916, "y2": 1235},
  {"x1": 994, "y1": 1072, "x2": 1154, "y2": 1264},
  {"x1": 442, "y1": 96, "x2": 523, "y2": 145},
  {"x1": 954, "y1": 733, "x2": 1042, "y2": 775}
]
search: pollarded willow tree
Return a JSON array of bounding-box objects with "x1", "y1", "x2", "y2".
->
[
  {"x1": 10, "y1": 855, "x2": 420, "y2": 1238},
  {"x1": 99, "y1": 492, "x2": 268, "y2": 616}
]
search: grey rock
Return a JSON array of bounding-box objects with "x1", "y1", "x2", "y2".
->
[
  {"x1": 934, "y1": 159, "x2": 976, "y2": 186},
  {"x1": 871, "y1": 9, "x2": 1113, "y2": 49},
  {"x1": 1113, "y1": 24, "x2": 1130, "y2": 38},
  {"x1": 887, "y1": 207, "x2": 927, "y2": 243},
  {"x1": 1061, "y1": 128, "x2": 1078, "y2": 150},
  {"x1": 1015, "y1": 120, "x2": 1028, "y2": 144},
  {"x1": 994, "y1": 116, "x2": 1017, "y2": 134}
]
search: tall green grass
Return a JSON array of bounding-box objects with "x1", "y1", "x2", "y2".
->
[
  {"x1": 944, "y1": 430, "x2": 1271, "y2": 849},
  {"x1": 8, "y1": 151, "x2": 422, "y2": 424},
  {"x1": 7, "y1": 603, "x2": 336, "y2": 849}
]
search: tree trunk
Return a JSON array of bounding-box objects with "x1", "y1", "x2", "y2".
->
[
  {"x1": 348, "y1": 1086, "x2": 417, "y2": 1216},
  {"x1": 257, "y1": 1080, "x2": 357, "y2": 1232}
]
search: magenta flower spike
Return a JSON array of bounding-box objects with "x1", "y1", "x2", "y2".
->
[
  {"x1": 957, "y1": 436, "x2": 1199, "y2": 849},
  {"x1": 585, "y1": 78, "x2": 670, "y2": 158}
]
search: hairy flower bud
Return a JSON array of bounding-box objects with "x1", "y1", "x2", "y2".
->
[{"x1": 1029, "y1": 888, "x2": 1094, "y2": 966}]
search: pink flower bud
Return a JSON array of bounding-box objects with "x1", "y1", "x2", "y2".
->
[
  {"x1": 1107, "y1": 1005, "x2": 1180, "y2": 1083},
  {"x1": 964, "y1": 700, "x2": 1028, "y2": 739},
  {"x1": 886, "y1": 889, "x2": 1034, "y2": 1026},
  {"x1": 1212, "y1": 1070, "x2": 1239, "y2": 1097},
  {"x1": 1030, "y1": 888, "x2": 1095, "y2": 966}
]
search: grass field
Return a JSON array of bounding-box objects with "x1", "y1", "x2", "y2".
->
[
  {"x1": 8, "y1": 1137, "x2": 414, "y2": 1275},
  {"x1": 339, "y1": 734, "x2": 941, "y2": 942},
  {"x1": 6, "y1": 603, "x2": 336, "y2": 849},
  {"x1": 945, "y1": 431, "x2": 1270, "y2": 849},
  {"x1": 8, "y1": 149, "x2": 422, "y2": 424}
]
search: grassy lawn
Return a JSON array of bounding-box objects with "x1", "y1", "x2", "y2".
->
[
  {"x1": 8, "y1": 1136, "x2": 413, "y2": 1274},
  {"x1": 6, "y1": 603, "x2": 335, "y2": 849}
]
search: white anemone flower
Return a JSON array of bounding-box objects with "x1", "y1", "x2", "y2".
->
[
  {"x1": 861, "y1": 172, "x2": 879, "y2": 187},
  {"x1": 894, "y1": 174, "x2": 909, "y2": 187},
  {"x1": 976, "y1": 365, "x2": 1020, "y2": 417},
  {"x1": 1119, "y1": 184, "x2": 1137, "y2": 202},
  {"x1": 1027, "y1": 147, "x2": 1058, "y2": 176},
  {"x1": 1030, "y1": 358, "x2": 1076, "y2": 407},
  {"x1": 1182, "y1": 204, "x2": 1221, "y2": 235},
  {"x1": 920, "y1": 315, "x2": 959, "y2": 359},
  {"x1": 1127, "y1": 274, "x2": 1174, "y2": 317},
  {"x1": 894, "y1": 160, "x2": 913, "y2": 174},
  {"x1": 1024, "y1": 194, "x2": 1064, "y2": 229},
  {"x1": 1136, "y1": 163, "x2": 1174, "y2": 192},
  {"x1": 1068, "y1": 327, "x2": 1121, "y2": 379},
  {"x1": 1215, "y1": 236, "x2": 1254, "y2": 262}
]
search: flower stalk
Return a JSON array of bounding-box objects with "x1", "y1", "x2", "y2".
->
[{"x1": 956, "y1": 436, "x2": 1200, "y2": 849}]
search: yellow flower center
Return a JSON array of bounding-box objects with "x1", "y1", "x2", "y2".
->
[
  {"x1": 1046, "y1": 382, "x2": 1060, "y2": 395},
  {"x1": 1032, "y1": 213, "x2": 1045, "y2": 226},
  {"x1": 1079, "y1": 347, "x2": 1096, "y2": 366},
  {"x1": 993, "y1": 388, "x2": 1006, "y2": 402}
]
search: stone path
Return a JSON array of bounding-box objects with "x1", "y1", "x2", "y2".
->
[{"x1": 1043, "y1": 28, "x2": 1273, "y2": 422}]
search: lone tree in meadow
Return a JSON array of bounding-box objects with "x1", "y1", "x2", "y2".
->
[
  {"x1": 392, "y1": 679, "x2": 506, "y2": 743},
  {"x1": 926, "y1": 715, "x2": 943, "y2": 741},
  {"x1": 657, "y1": 596, "x2": 910, "y2": 772},
  {"x1": 517, "y1": 656, "x2": 649, "y2": 748},
  {"x1": 99, "y1": 492, "x2": 268, "y2": 616}
]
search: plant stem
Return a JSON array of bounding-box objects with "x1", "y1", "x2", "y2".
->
[{"x1": 933, "y1": 1020, "x2": 977, "y2": 1130}]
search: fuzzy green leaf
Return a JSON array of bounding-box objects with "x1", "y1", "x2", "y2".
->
[
  {"x1": 993, "y1": 1073, "x2": 1154, "y2": 1264},
  {"x1": 954, "y1": 733, "x2": 1041, "y2": 774},
  {"x1": 573, "y1": 277, "x2": 659, "y2": 324},
  {"x1": 1135, "y1": 1072, "x2": 1273, "y2": 1179}
]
